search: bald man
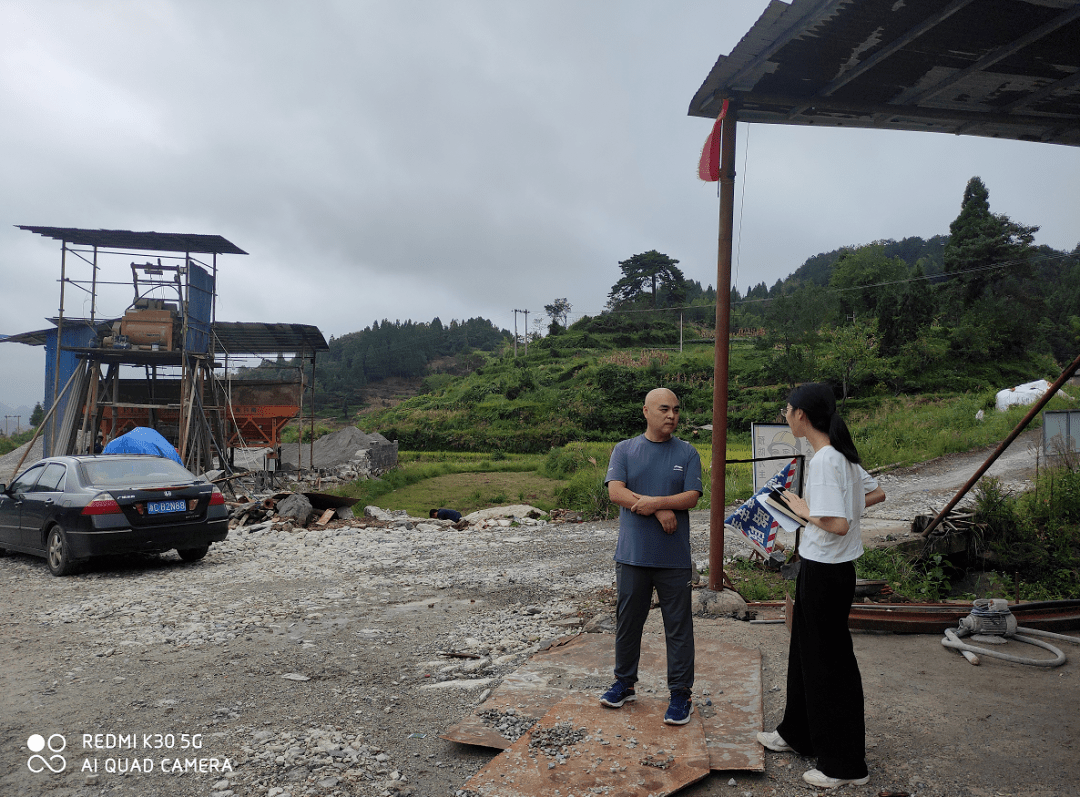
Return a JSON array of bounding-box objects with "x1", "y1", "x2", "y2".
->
[{"x1": 600, "y1": 388, "x2": 703, "y2": 725}]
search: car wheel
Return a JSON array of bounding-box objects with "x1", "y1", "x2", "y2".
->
[
  {"x1": 47, "y1": 525, "x2": 77, "y2": 576},
  {"x1": 177, "y1": 545, "x2": 209, "y2": 562}
]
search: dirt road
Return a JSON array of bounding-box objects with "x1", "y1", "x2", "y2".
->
[{"x1": 2, "y1": 430, "x2": 1077, "y2": 797}]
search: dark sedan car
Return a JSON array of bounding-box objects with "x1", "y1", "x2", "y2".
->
[{"x1": 0, "y1": 455, "x2": 229, "y2": 576}]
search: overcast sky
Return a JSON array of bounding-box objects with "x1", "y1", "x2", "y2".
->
[{"x1": 2, "y1": 0, "x2": 1078, "y2": 409}]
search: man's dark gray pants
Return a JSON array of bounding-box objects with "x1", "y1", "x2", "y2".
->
[{"x1": 613, "y1": 562, "x2": 695, "y2": 693}]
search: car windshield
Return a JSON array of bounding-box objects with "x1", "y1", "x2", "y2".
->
[{"x1": 80, "y1": 457, "x2": 198, "y2": 487}]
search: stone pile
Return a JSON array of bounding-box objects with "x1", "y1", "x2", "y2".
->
[{"x1": 278, "y1": 426, "x2": 398, "y2": 473}]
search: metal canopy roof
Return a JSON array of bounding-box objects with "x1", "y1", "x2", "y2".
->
[
  {"x1": 212, "y1": 322, "x2": 329, "y2": 356},
  {"x1": 16, "y1": 225, "x2": 248, "y2": 255},
  {"x1": 2, "y1": 320, "x2": 328, "y2": 357},
  {"x1": 689, "y1": 0, "x2": 1080, "y2": 147}
]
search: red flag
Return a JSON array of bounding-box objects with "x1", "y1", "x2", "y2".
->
[{"x1": 697, "y1": 99, "x2": 729, "y2": 182}]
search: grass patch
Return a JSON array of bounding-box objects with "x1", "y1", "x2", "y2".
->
[
  {"x1": 327, "y1": 438, "x2": 755, "y2": 520},
  {"x1": 372, "y1": 471, "x2": 562, "y2": 517},
  {"x1": 852, "y1": 392, "x2": 1073, "y2": 469},
  {"x1": 725, "y1": 558, "x2": 790, "y2": 601},
  {"x1": 329, "y1": 451, "x2": 553, "y2": 515}
]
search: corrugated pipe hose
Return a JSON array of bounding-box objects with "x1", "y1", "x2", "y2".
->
[{"x1": 941, "y1": 599, "x2": 1080, "y2": 667}]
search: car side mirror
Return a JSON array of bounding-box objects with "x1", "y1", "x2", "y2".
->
[{"x1": 0, "y1": 483, "x2": 7, "y2": 494}]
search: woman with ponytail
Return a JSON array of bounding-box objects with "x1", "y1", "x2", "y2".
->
[{"x1": 757, "y1": 383, "x2": 886, "y2": 789}]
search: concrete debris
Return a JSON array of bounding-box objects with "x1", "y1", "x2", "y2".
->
[
  {"x1": 694, "y1": 588, "x2": 749, "y2": 620},
  {"x1": 275, "y1": 493, "x2": 314, "y2": 526},
  {"x1": 225, "y1": 491, "x2": 581, "y2": 538},
  {"x1": 464, "y1": 505, "x2": 549, "y2": 527},
  {"x1": 548, "y1": 508, "x2": 584, "y2": 523}
]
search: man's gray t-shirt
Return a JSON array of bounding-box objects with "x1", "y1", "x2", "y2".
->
[{"x1": 605, "y1": 434, "x2": 703, "y2": 568}]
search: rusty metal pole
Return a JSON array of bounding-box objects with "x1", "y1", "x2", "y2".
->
[
  {"x1": 920, "y1": 349, "x2": 1080, "y2": 537},
  {"x1": 708, "y1": 109, "x2": 738, "y2": 592}
]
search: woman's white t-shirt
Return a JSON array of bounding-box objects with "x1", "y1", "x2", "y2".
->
[{"x1": 799, "y1": 445, "x2": 878, "y2": 564}]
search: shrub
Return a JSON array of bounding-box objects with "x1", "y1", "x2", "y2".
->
[
  {"x1": 555, "y1": 469, "x2": 617, "y2": 521},
  {"x1": 972, "y1": 471, "x2": 1080, "y2": 599},
  {"x1": 855, "y1": 548, "x2": 954, "y2": 602}
]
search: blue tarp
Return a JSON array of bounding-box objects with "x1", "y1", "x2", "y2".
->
[{"x1": 103, "y1": 427, "x2": 183, "y2": 465}]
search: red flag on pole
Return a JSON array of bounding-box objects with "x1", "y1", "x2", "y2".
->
[{"x1": 697, "y1": 99, "x2": 729, "y2": 182}]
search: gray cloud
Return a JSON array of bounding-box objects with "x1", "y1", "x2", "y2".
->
[{"x1": 2, "y1": 0, "x2": 1077, "y2": 407}]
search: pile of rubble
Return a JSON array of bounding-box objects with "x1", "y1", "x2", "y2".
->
[{"x1": 225, "y1": 495, "x2": 566, "y2": 536}]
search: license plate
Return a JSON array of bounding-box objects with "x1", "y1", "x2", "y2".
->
[{"x1": 148, "y1": 499, "x2": 187, "y2": 515}]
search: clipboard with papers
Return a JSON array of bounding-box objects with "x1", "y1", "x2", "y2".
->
[{"x1": 756, "y1": 489, "x2": 805, "y2": 533}]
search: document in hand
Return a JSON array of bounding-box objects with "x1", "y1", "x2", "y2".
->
[
  {"x1": 754, "y1": 490, "x2": 802, "y2": 533},
  {"x1": 765, "y1": 490, "x2": 806, "y2": 525}
]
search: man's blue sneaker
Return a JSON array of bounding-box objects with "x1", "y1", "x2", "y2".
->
[
  {"x1": 664, "y1": 690, "x2": 694, "y2": 725},
  {"x1": 599, "y1": 680, "x2": 636, "y2": 707}
]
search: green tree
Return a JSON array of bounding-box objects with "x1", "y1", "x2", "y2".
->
[
  {"x1": 607, "y1": 250, "x2": 687, "y2": 309},
  {"x1": 817, "y1": 319, "x2": 882, "y2": 407},
  {"x1": 544, "y1": 298, "x2": 572, "y2": 330},
  {"x1": 828, "y1": 243, "x2": 909, "y2": 320},
  {"x1": 30, "y1": 402, "x2": 45, "y2": 427},
  {"x1": 942, "y1": 176, "x2": 1038, "y2": 305},
  {"x1": 877, "y1": 261, "x2": 935, "y2": 358},
  {"x1": 759, "y1": 284, "x2": 834, "y2": 388}
]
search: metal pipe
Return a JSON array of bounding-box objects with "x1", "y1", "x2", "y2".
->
[
  {"x1": 297, "y1": 363, "x2": 304, "y2": 472},
  {"x1": 309, "y1": 349, "x2": 316, "y2": 471},
  {"x1": 708, "y1": 109, "x2": 738, "y2": 592},
  {"x1": 50, "y1": 240, "x2": 69, "y2": 456},
  {"x1": 920, "y1": 349, "x2": 1080, "y2": 537}
]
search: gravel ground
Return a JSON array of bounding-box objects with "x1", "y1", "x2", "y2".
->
[{"x1": 2, "y1": 430, "x2": 1077, "y2": 797}]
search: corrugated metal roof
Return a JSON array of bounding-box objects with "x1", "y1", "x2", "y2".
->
[
  {"x1": 689, "y1": 0, "x2": 1080, "y2": 146},
  {"x1": 2, "y1": 319, "x2": 328, "y2": 356},
  {"x1": 16, "y1": 226, "x2": 248, "y2": 255},
  {"x1": 212, "y1": 322, "x2": 329, "y2": 355}
]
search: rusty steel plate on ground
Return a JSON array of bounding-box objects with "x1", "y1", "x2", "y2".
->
[
  {"x1": 462, "y1": 691, "x2": 710, "y2": 797},
  {"x1": 443, "y1": 628, "x2": 763, "y2": 771}
]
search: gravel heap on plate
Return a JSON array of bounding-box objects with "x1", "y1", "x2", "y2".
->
[
  {"x1": 527, "y1": 720, "x2": 588, "y2": 760},
  {"x1": 476, "y1": 707, "x2": 538, "y2": 742}
]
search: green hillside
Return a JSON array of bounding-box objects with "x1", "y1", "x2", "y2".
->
[{"x1": 253, "y1": 176, "x2": 1078, "y2": 452}]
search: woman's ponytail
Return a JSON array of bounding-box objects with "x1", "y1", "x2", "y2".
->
[{"x1": 788, "y1": 382, "x2": 861, "y2": 464}]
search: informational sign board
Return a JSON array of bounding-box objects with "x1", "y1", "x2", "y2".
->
[
  {"x1": 751, "y1": 422, "x2": 815, "y2": 494},
  {"x1": 1044, "y1": 410, "x2": 1080, "y2": 456}
]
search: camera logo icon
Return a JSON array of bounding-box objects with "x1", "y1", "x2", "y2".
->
[{"x1": 27, "y1": 734, "x2": 67, "y2": 773}]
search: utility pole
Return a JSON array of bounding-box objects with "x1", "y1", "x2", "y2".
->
[{"x1": 513, "y1": 309, "x2": 531, "y2": 356}]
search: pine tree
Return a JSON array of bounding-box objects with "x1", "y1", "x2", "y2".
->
[{"x1": 943, "y1": 176, "x2": 1038, "y2": 304}]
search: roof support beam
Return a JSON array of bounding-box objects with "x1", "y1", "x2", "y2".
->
[
  {"x1": 896, "y1": 4, "x2": 1080, "y2": 105},
  {"x1": 786, "y1": 0, "x2": 977, "y2": 119},
  {"x1": 736, "y1": 90, "x2": 1073, "y2": 132}
]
